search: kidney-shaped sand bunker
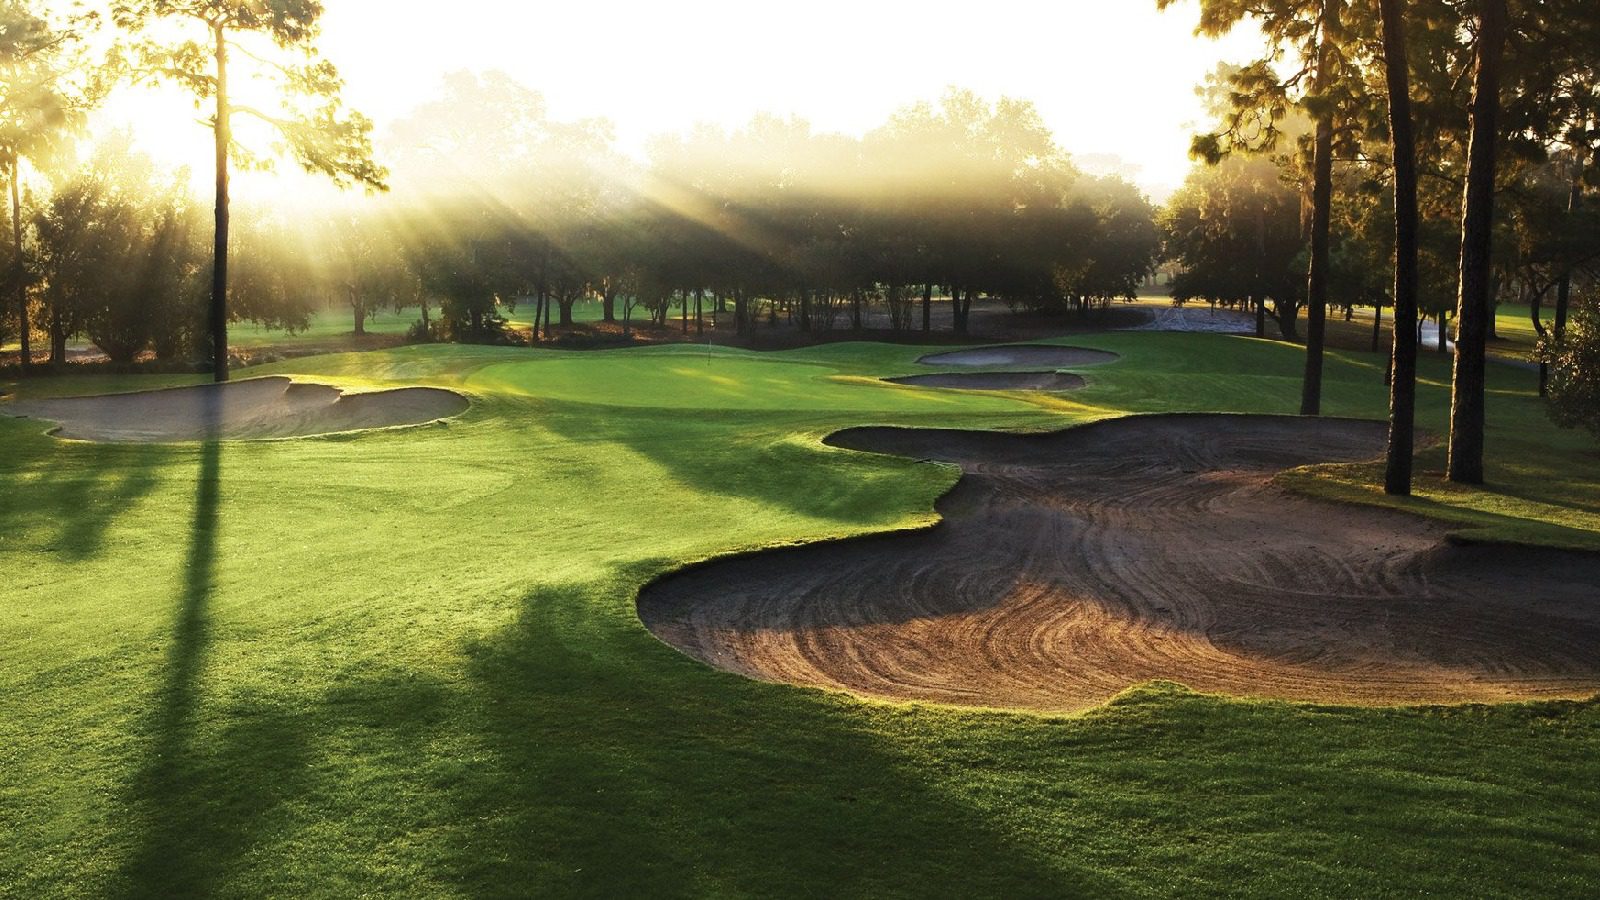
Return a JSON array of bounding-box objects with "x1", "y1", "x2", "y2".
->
[
  {"x1": 639, "y1": 414, "x2": 1600, "y2": 712},
  {"x1": 915, "y1": 344, "x2": 1120, "y2": 368},
  {"x1": 2, "y1": 376, "x2": 468, "y2": 442},
  {"x1": 887, "y1": 371, "x2": 1087, "y2": 392}
]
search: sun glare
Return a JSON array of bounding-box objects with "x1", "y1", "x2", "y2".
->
[{"x1": 80, "y1": 0, "x2": 1262, "y2": 206}]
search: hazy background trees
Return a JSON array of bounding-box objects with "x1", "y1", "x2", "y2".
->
[{"x1": 4, "y1": 0, "x2": 1598, "y2": 478}]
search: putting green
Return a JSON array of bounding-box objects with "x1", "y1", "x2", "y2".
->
[{"x1": 2, "y1": 334, "x2": 1597, "y2": 897}]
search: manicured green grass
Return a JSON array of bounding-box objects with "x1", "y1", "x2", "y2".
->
[
  {"x1": 2, "y1": 334, "x2": 1597, "y2": 897},
  {"x1": 231, "y1": 300, "x2": 615, "y2": 352},
  {"x1": 232, "y1": 307, "x2": 421, "y2": 350}
]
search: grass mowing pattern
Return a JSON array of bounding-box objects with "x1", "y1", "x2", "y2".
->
[{"x1": 2, "y1": 334, "x2": 1597, "y2": 896}]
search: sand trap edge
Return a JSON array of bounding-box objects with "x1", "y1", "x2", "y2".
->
[{"x1": 0, "y1": 376, "x2": 471, "y2": 444}]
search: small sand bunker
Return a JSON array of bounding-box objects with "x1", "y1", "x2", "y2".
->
[
  {"x1": 887, "y1": 372, "x2": 1086, "y2": 392},
  {"x1": 640, "y1": 415, "x2": 1600, "y2": 712},
  {"x1": 916, "y1": 345, "x2": 1119, "y2": 368},
  {"x1": 3, "y1": 376, "x2": 468, "y2": 442}
]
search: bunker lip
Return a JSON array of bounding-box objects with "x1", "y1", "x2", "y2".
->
[
  {"x1": 1, "y1": 376, "x2": 469, "y2": 443},
  {"x1": 886, "y1": 371, "x2": 1087, "y2": 392},
  {"x1": 915, "y1": 345, "x2": 1120, "y2": 368},
  {"x1": 638, "y1": 414, "x2": 1600, "y2": 713}
]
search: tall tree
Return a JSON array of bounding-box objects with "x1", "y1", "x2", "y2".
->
[
  {"x1": 0, "y1": 0, "x2": 88, "y2": 373},
  {"x1": 112, "y1": 0, "x2": 386, "y2": 381},
  {"x1": 1378, "y1": 0, "x2": 1421, "y2": 495},
  {"x1": 1446, "y1": 0, "x2": 1509, "y2": 484},
  {"x1": 1299, "y1": 0, "x2": 1345, "y2": 415},
  {"x1": 1160, "y1": 0, "x2": 1361, "y2": 415}
]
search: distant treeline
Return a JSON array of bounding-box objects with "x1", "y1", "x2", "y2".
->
[{"x1": 2, "y1": 81, "x2": 1162, "y2": 364}]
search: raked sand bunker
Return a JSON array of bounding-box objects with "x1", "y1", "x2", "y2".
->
[
  {"x1": 887, "y1": 372, "x2": 1088, "y2": 392},
  {"x1": 2, "y1": 376, "x2": 468, "y2": 442},
  {"x1": 915, "y1": 344, "x2": 1120, "y2": 368},
  {"x1": 640, "y1": 415, "x2": 1600, "y2": 712}
]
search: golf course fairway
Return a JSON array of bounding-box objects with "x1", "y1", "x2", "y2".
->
[{"x1": 3, "y1": 332, "x2": 1598, "y2": 897}]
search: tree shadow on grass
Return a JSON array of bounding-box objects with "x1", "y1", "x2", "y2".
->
[
  {"x1": 112, "y1": 429, "x2": 313, "y2": 898},
  {"x1": 428, "y1": 569, "x2": 1113, "y2": 897},
  {"x1": 534, "y1": 407, "x2": 961, "y2": 529},
  {"x1": 0, "y1": 425, "x2": 164, "y2": 562}
]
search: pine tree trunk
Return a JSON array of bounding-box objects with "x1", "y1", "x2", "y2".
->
[
  {"x1": 1446, "y1": 0, "x2": 1505, "y2": 484},
  {"x1": 210, "y1": 24, "x2": 232, "y2": 382},
  {"x1": 1300, "y1": 0, "x2": 1339, "y2": 416},
  {"x1": 1254, "y1": 205, "x2": 1268, "y2": 339},
  {"x1": 11, "y1": 160, "x2": 28, "y2": 374},
  {"x1": 1381, "y1": 0, "x2": 1419, "y2": 495}
]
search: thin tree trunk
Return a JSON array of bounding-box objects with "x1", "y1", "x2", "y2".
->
[
  {"x1": 1299, "y1": 0, "x2": 1339, "y2": 416},
  {"x1": 211, "y1": 23, "x2": 232, "y2": 382},
  {"x1": 1446, "y1": 0, "x2": 1506, "y2": 484},
  {"x1": 1371, "y1": 299, "x2": 1383, "y2": 354},
  {"x1": 48, "y1": 302, "x2": 63, "y2": 365},
  {"x1": 602, "y1": 282, "x2": 615, "y2": 322},
  {"x1": 1546, "y1": 173, "x2": 1580, "y2": 394},
  {"x1": 1276, "y1": 303, "x2": 1300, "y2": 342},
  {"x1": 1381, "y1": 0, "x2": 1419, "y2": 495},
  {"x1": 10, "y1": 159, "x2": 28, "y2": 374},
  {"x1": 1255, "y1": 205, "x2": 1268, "y2": 339},
  {"x1": 695, "y1": 287, "x2": 704, "y2": 337},
  {"x1": 922, "y1": 282, "x2": 932, "y2": 333}
]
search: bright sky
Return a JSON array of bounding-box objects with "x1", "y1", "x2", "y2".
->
[{"x1": 93, "y1": 0, "x2": 1267, "y2": 204}]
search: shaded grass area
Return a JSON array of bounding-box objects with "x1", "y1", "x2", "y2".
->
[
  {"x1": 2, "y1": 334, "x2": 1598, "y2": 896},
  {"x1": 1317, "y1": 302, "x2": 1551, "y2": 361}
]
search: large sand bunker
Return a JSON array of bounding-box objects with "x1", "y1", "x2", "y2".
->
[
  {"x1": 887, "y1": 372, "x2": 1087, "y2": 392},
  {"x1": 2, "y1": 376, "x2": 468, "y2": 442},
  {"x1": 915, "y1": 345, "x2": 1119, "y2": 368},
  {"x1": 640, "y1": 415, "x2": 1600, "y2": 712}
]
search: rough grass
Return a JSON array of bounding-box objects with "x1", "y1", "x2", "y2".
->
[{"x1": 2, "y1": 333, "x2": 1597, "y2": 897}]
